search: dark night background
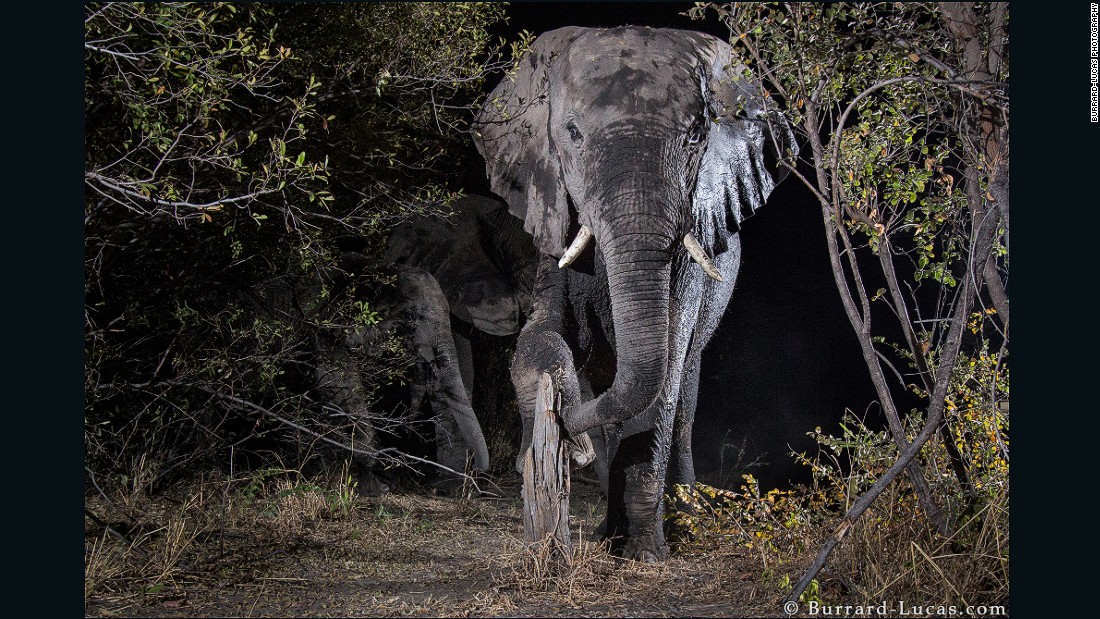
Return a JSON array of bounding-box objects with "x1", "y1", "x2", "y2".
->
[{"x1": 471, "y1": 3, "x2": 878, "y2": 489}]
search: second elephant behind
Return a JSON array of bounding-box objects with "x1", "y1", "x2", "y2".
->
[{"x1": 386, "y1": 194, "x2": 603, "y2": 478}]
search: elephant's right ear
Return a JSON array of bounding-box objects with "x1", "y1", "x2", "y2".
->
[
  {"x1": 694, "y1": 37, "x2": 798, "y2": 238},
  {"x1": 472, "y1": 27, "x2": 583, "y2": 258}
]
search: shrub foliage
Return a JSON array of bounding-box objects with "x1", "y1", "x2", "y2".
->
[{"x1": 85, "y1": 2, "x2": 508, "y2": 493}]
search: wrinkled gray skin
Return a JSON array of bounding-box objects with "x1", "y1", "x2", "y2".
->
[
  {"x1": 474, "y1": 27, "x2": 796, "y2": 561},
  {"x1": 317, "y1": 262, "x2": 491, "y2": 480},
  {"x1": 391, "y1": 265, "x2": 491, "y2": 476},
  {"x1": 386, "y1": 194, "x2": 535, "y2": 361}
]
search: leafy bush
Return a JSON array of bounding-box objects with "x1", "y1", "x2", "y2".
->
[
  {"x1": 675, "y1": 2, "x2": 1009, "y2": 606},
  {"x1": 85, "y1": 2, "x2": 509, "y2": 496},
  {"x1": 669, "y1": 338, "x2": 1008, "y2": 607}
]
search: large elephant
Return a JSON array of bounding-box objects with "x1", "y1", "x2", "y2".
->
[{"x1": 473, "y1": 27, "x2": 796, "y2": 561}]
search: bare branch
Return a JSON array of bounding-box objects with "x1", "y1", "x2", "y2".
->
[{"x1": 86, "y1": 172, "x2": 279, "y2": 212}]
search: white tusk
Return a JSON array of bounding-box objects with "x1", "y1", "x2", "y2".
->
[
  {"x1": 683, "y1": 233, "x2": 724, "y2": 282},
  {"x1": 558, "y1": 225, "x2": 593, "y2": 268}
]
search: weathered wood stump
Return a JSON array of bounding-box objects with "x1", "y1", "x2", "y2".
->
[{"x1": 521, "y1": 373, "x2": 572, "y2": 567}]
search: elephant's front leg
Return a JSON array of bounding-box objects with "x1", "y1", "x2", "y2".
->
[
  {"x1": 668, "y1": 352, "x2": 700, "y2": 489},
  {"x1": 669, "y1": 234, "x2": 740, "y2": 490},
  {"x1": 605, "y1": 396, "x2": 675, "y2": 562},
  {"x1": 510, "y1": 255, "x2": 584, "y2": 473},
  {"x1": 609, "y1": 247, "x2": 738, "y2": 558},
  {"x1": 398, "y1": 267, "x2": 491, "y2": 476},
  {"x1": 603, "y1": 282, "x2": 691, "y2": 561},
  {"x1": 510, "y1": 328, "x2": 584, "y2": 473}
]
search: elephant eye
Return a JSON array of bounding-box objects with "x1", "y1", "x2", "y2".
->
[{"x1": 566, "y1": 122, "x2": 583, "y2": 143}]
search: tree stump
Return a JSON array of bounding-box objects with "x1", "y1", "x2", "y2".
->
[{"x1": 521, "y1": 373, "x2": 572, "y2": 567}]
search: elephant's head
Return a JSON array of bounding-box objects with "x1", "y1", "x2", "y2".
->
[
  {"x1": 473, "y1": 27, "x2": 796, "y2": 434},
  {"x1": 385, "y1": 195, "x2": 536, "y2": 337}
]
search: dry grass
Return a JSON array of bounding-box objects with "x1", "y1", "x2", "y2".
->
[
  {"x1": 495, "y1": 532, "x2": 618, "y2": 594},
  {"x1": 266, "y1": 478, "x2": 336, "y2": 538},
  {"x1": 86, "y1": 474, "x2": 778, "y2": 617},
  {"x1": 474, "y1": 486, "x2": 779, "y2": 617},
  {"x1": 84, "y1": 495, "x2": 203, "y2": 601},
  {"x1": 87, "y1": 425, "x2": 1010, "y2": 618},
  {"x1": 827, "y1": 481, "x2": 1010, "y2": 607},
  {"x1": 84, "y1": 463, "x2": 361, "y2": 606},
  {"x1": 85, "y1": 530, "x2": 134, "y2": 599},
  {"x1": 804, "y1": 410, "x2": 1011, "y2": 611},
  {"x1": 85, "y1": 446, "x2": 1007, "y2": 614},
  {"x1": 668, "y1": 414, "x2": 1010, "y2": 614}
]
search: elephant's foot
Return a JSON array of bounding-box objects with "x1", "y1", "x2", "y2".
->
[
  {"x1": 603, "y1": 520, "x2": 670, "y2": 562},
  {"x1": 621, "y1": 535, "x2": 670, "y2": 563}
]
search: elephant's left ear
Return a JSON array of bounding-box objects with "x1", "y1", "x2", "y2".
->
[
  {"x1": 693, "y1": 37, "x2": 798, "y2": 235},
  {"x1": 471, "y1": 27, "x2": 584, "y2": 258}
]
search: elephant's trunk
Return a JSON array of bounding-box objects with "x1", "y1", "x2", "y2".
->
[
  {"x1": 434, "y1": 371, "x2": 491, "y2": 472},
  {"x1": 563, "y1": 205, "x2": 675, "y2": 437}
]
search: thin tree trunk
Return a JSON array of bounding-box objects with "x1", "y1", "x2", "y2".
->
[
  {"x1": 878, "y1": 243, "x2": 974, "y2": 500},
  {"x1": 521, "y1": 373, "x2": 572, "y2": 568},
  {"x1": 803, "y1": 101, "x2": 946, "y2": 535},
  {"x1": 983, "y1": 258, "x2": 1010, "y2": 328}
]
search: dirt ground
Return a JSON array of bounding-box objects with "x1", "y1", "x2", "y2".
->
[{"x1": 85, "y1": 479, "x2": 784, "y2": 617}]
